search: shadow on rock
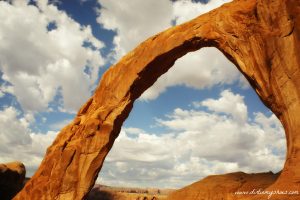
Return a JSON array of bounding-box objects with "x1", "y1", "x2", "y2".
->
[
  {"x1": 0, "y1": 162, "x2": 26, "y2": 200},
  {"x1": 86, "y1": 188, "x2": 115, "y2": 200}
]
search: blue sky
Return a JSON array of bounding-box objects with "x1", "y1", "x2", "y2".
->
[{"x1": 0, "y1": 0, "x2": 286, "y2": 188}]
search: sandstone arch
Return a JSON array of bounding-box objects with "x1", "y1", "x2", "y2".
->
[{"x1": 14, "y1": 0, "x2": 300, "y2": 199}]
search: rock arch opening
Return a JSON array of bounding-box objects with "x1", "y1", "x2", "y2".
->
[
  {"x1": 15, "y1": 0, "x2": 300, "y2": 199},
  {"x1": 97, "y1": 47, "x2": 286, "y2": 190}
]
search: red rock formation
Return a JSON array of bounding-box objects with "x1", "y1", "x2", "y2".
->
[
  {"x1": 167, "y1": 172, "x2": 279, "y2": 200},
  {"x1": 0, "y1": 161, "x2": 26, "y2": 200},
  {"x1": 14, "y1": 0, "x2": 300, "y2": 199}
]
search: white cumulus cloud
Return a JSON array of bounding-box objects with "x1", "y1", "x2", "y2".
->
[
  {"x1": 99, "y1": 90, "x2": 286, "y2": 188},
  {"x1": 0, "y1": 0, "x2": 104, "y2": 113},
  {"x1": 172, "y1": 0, "x2": 231, "y2": 25},
  {"x1": 97, "y1": 0, "x2": 173, "y2": 59},
  {"x1": 0, "y1": 106, "x2": 57, "y2": 176},
  {"x1": 140, "y1": 48, "x2": 241, "y2": 100},
  {"x1": 197, "y1": 89, "x2": 248, "y2": 124}
]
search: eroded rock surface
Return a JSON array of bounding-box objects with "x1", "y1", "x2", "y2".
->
[
  {"x1": 0, "y1": 161, "x2": 26, "y2": 200},
  {"x1": 14, "y1": 0, "x2": 300, "y2": 199},
  {"x1": 167, "y1": 172, "x2": 280, "y2": 200}
]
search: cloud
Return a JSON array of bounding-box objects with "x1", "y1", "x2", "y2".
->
[
  {"x1": 196, "y1": 89, "x2": 248, "y2": 124},
  {"x1": 0, "y1": 107, "x2": 32, "y2": 148},
  {"x1": 0, "y1": 0, "x2": 104, "y2": 113},
  {"x1": 97, "y1": 0, "x2": 174, "y2": 59},
  {"x1": 172, "y1": 0, "x2": 231, "y2": 25},
  {"x1": 99, "y1": 90, "x2": 285, "y2": 188},
  {"x1": 0, "y1": 106, "x2": 57, "y2": 176},
  {"x1": 140, "y1": 48, "x2": 241, "y2": 100}
]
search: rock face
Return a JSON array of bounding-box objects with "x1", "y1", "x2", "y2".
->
[
  {"x1": 0, "y1": 161, "x2": 26, "y2": 200},
  {"x1": 167, "y1": 172, "x2": 279, "y2": 200},
  {"x1": 14, "y1": 0, "x2": 300, "y2": 199}
]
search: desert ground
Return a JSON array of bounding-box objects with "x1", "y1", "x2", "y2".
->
[{"x1": 86, "y1": 184, "x2": 174, "y2": 200}]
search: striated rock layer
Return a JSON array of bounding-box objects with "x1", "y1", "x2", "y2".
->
[
  {"x1": 14, "y1": 0, "x2": 300, "y2": 199},
  {"x1": 0, "y1": 161, "x2": 26, "y2": 200}
]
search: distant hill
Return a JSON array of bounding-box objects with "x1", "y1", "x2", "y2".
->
[{"x1": 86, "y1": 184, "x2": 174, "y2": 200}]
